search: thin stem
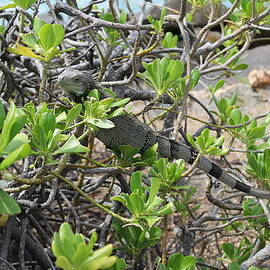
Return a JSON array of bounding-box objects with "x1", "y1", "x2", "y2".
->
[
  {"x1": 47, "y1": 170, "x2": 133, "y2": 224},
  {"x1": 39, "y1": 61, "x2": 51, "y2": 103}
]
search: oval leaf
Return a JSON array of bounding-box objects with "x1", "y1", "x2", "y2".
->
[
  {"x1": 0, "y1": 189, "x2": 21, "y2": 215},
  {"x1": 53, "y1": 135, "x2": 88, "y2": 155}
]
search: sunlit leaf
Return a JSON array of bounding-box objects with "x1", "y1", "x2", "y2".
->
[
  {"x1": 86, "y1": 118, "x2": 115, "y2": 129},
  {"x1": 7, "y1": 46, "x2": 45, "y2": 61},
  {"x1": 39, "y1": 24, "x2": 65, "y2": 51},
  {"x1": 0, "y1": 144, "x2": 32, "y2": 170},
  {"x1": 0, "y1": 4, "x2": 16, "y2": 10},
  {"x1": 33, "y1": 16, "x2": 46, "y2": 35},
  {"x1": 13, "y1": 0, "x2": 38, "y2": 9},
  {"x1": 3, "y1": 133, "x2": 29, "y2": 154},
  {"x1": 53, "y1": 135, "x2": 88, "y2": 155}
]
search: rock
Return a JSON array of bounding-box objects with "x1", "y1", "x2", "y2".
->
[
  {"x1": 145, "y1": 0, "x2": 227, "y2": 27},
  {"x1": 190, "y1": 83, "x2": 269, "y2": 119},
  {"x1": 241, "y1": 45, "x2": 270, "y2": 77},
  {"x1": 248, "y1": 68, "x2": 270, "y2": 89}
]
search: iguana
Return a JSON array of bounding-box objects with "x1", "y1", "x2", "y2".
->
[{"x1": 58, "y1": 68, "x2": 270, "y2": 199}]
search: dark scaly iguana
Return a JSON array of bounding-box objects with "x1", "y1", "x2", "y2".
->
[{"x1": 58, "y1": 68, "x2": 270, "y2": 199}]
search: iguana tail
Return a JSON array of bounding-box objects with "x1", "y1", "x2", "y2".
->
[{"x1": 96, "y1": 115, "x2": 270, "y2": 199}]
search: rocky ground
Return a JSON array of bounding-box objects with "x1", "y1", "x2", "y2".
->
[
  {"x1": 191, "y1": 44, "x2": 270, "y2": 125},
  {"x1": 187, "y1": 44, "x2": 270, "y2": 196}
]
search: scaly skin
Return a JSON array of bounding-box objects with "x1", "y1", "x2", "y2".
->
[{"x1": 58, "y1": 68, "x2": 270, "y2": 199}]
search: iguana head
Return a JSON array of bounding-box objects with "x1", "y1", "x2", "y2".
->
[{"x1": 58, "y1": 68, "x2": 97, "y2": 96}]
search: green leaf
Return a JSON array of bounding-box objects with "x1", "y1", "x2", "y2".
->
[
  {"x1": 66, "y1": 104, "x2": 82, "y2": 128},
  {"x1": 101, "y1": 12, "x2": 114, "y2": 22},
  {"x1": 102, "y1": 88, "x2": 117, "y2": 98},
  {"x1": 81, "y1": 255, "x2": 116, "y2": 269},
  {"x1": 228, "y1": 262, "x2": 240, "y2": 270},
  {"x1": 55, "y1": 223, "x2": 77, "y2": 259},
  {"x1": 168, "y1": 59, "x2": 184, "y2": 81},
  {"x1": 88, "y1": 89, "x2": 100, "y2": 100},
  {"x1": 155, "y1": 158, "x2": 167, "y2": 179},
  {"x1": 99, "y1": 256, "x2": 117, "y2": 269},
  {"x1": 3, "y1": 133, "x2": 29, "y2": 154},
  {"x1": 0, "y1": 102, "x2": 16, "y2": 152},
  {"x1": 32, "y1": 125, "x2": 47, "y2": 151},
  {"x1": 162, "y1": 32, "x2": 178, "y2": 48},
  {"x1": 241, "y1": 0, "x2": 249, "y2": 12},
  {"x1": 52, "y1": 237, "x2": 65, "y2": 258},
  {"x1": 105, "y1": 257, "x2": 126, "y2": 270},
  {"x1": 53, "y1": 135, "x2": 89, "y2": 155},
  {"x1": 117, "y1": 145, "x2": 139, "y2": 162},
  {"x1": 88, "y1": 231, "x2": 97, "y2": 251},
  {"x1": 147, "y1": 178, "x2": 160, "y2": 206},
  {"x1": 13, "y1": 0, "x2": 38, "y2": 9},
  {"x1": 230, "y1": 93, "x2": 238, "y2": 106},
  {"x1": 144, "y1": 216, "x2": 161, "y2": 228},
  {"x1": 208, "y1": 148, "x2": 229, "y2": 156},
  {"x1": 39, "y1": 24, "x2": 65, "y2": 51},
  {"x1": 233, "y1": 63, "x2": 248, "y2": 70},
  {"x1": 231, "y1": 109, "x2": 242, "y2": 124},
  {"x1": 9, "y1": 115, "x2": 27, "y2": 143},
  {"x1": 47, "y1": 130, "x2": 64, "y2": 152},
  {"x1": 130, "y1": 171, "x2": 143, "y2": 193},
  {"x1": 147, "y1": 15, "x2": 154, "y2": 24},
  {"x1": 181, "y1": 256, "x2": 197, "y2": 269},
  {"x1": 140, "y1": 144, "x2": 158, "y2": 166},
  {"x1": 187, "y1": 134, "x2": 197, "y2": 149},
  {"x1": 197, "y1": 136, "x2": 206, "y2": 152},
  {"x1": 55, "y1": 256, "x2": 73, "y2": 270},
  {"x1": 117, "y1": 195, "x2": 135, "y2": 215},
  {"x1": 130, "y1": 193, "x2": 144, "y2": 215},
  {"x1": 247, "y1": 127, "x2": 266, "y2": 140},
  {"x1": 33, "y1": 16, "x2": 46, "y2": 35},
  {"x1": 56, "y1": 112, "x2": 67, "y2": 123},
  {"x1": 71, "y1": 242, "x2": 89, "y2": 265},
  {"x1": 109, "y1": 108, "x2": 125, "y2": 118},
  {"x1": 46, "y1": 47, "x2": 62, "y2": 59},
  {"x1": 154, "y1": 202, "x2": 174, "y2": 216},
  {"x1": 221, "y1": 242, "x2": 235, "y2": 260},
  {"x1": 0, "y1": 3, "x2": 17, "y2": 10},
  {"x1": 112, "y1": 195, "x2": 128, "y2": 207},
  {"x1": 39, "y1": 112, "x2": 56, "y2": 136},
  {"x1": 190, "y1": 69, "x2": 200, "y2": 89},
  {"x1": 214, "y1": 80, "x2": 224, "y2": 92},
  {"x1": 58, "y1": 222, "x2": 75, "y2": 241},
  {"x1": 213, "y1": 136, "x2": 225, "y2": 147},
  {"x1": 0, "y1": 144, "x2": 32, "y2": 170},
  {"x1": 110, "y1": 98, "x2": 130, "y2": 108},
  {"x1": 21, "y1": 33, "x2": 40, "y2": 51},
  {"x1": 119, "y1": 10, "x2": 127, "y2": 24},
  {"x1": 141, "y1": 57, "x2": 184, "y2": 95},
  {"x1": 167, "y1": 253, "x2": 184, "y2": 270},
  {"x1": 87, "y1": 118, "x2": 115, "y2": 129},
  {"x1": 7, "y1": 45, "x2": 45, "y2": 61},
  {"x1": 248, "y1": 267, "x2": 263, "y2": 270},
  {"x1": 0, "y1": 101, "x2": 5, "y2": 130},
  {"x1": 0, "y1": 189, "x2": 21, "y2": 214},
  {"x1": 85, "y1": 244, "x2": 113, "y2": 261}
]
